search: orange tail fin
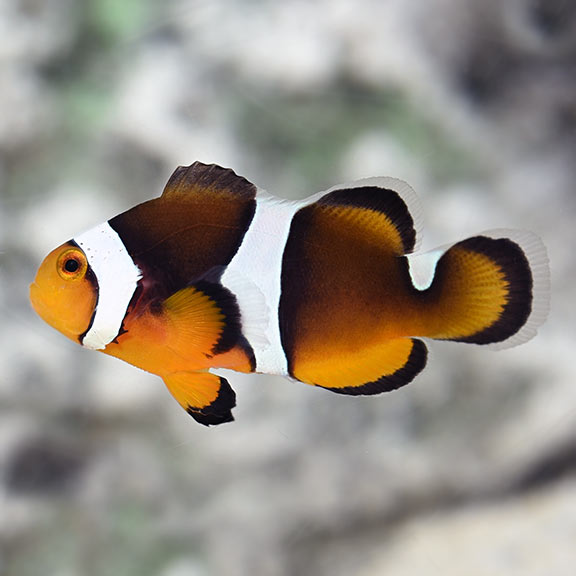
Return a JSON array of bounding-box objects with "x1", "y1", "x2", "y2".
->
[{"x1": 410, "y1": 230, "x2": 550, "y2": 348}]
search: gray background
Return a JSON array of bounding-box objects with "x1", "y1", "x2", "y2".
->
[{"x1": 1, "y1": 0, "x2": 575, "y2": 575}]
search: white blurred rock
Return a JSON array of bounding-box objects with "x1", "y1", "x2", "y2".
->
[
  {"x1": 342, "y1": 131, "x2": 428, "y2": 191},
  {"x1": 2, "y1": 1, "x2": 575, "y2": 575},
  {"x1": 0, "y1": 0, "x2": 78, "y2": 64},
  {"x1": 0, "y1": 66, "x2": 54, "y2": 150},
  {"x1": 175, "y1": 0, "x2": 339, "y2": 91},
  {"x1": 358, "y1": 480, "x2": 576, "y2": 576},
  {"x1": 161, "y1": 559, "x2": 207, "y2": 576},
  {"x1": 19, "y1": 183, "x2": 121, "y2": 258},
  {"x1": 111, "y1": 42, "x2": 239, "y2": 168}
]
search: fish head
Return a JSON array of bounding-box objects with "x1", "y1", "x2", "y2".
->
[{"x1": 30, "y1": 241, "x2": 98, "y2": 343}]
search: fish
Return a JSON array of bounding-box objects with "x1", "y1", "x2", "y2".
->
[{"x1": 30, "y1": 162, "x2": 550, "y2": 426}]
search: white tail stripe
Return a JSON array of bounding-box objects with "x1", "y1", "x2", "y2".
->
[
  {"x1": 407, "y1": 248, "x2": 446, "y2": 291},
  {"x1": 75, "y1": 222, "x2": 142, "y2": 350}
]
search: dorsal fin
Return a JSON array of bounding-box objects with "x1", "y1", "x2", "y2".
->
[
  {"x1": 162, "y1": 162, "x2": 257, "y2": 201},
  {"x1": 109, "y1": 162, "x2": 257, "y2": 297},
  {"x1": 302, "y1": 176, "x2": 423, "y2": 255}
]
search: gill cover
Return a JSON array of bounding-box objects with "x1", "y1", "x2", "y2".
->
[{"x1": 29, "y1": 242, "x2": 97, "y2": 343}]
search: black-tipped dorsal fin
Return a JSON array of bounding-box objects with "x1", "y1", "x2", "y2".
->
[
  {"x1": 162, "y1": 162, "x2": 257, "y2": 200},
  {"x1": 109, "y1": 162, "x2": 257, "y2": 296}
]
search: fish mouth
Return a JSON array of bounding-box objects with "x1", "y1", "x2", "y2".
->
[
  {"x1": 29, "y1": 281, "x2": 72, "y2": 340},
  {"x1": 29, "y1": 282, "x2": 41, "y2": 312},
  {"x1": 29, "y1": 280, "x2": 93, "y2": 343},
  {"x1": 29, "y1": 282, "x2": 59, "y2": 330}
]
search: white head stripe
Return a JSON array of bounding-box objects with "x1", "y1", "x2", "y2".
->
[{"x1": 75, "y1": 222, "x2": 142, "y2": 350}]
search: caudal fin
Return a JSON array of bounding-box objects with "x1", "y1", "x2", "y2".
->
[{"x1": 410, "y1": 230, "x2": 550, "y2": 348}]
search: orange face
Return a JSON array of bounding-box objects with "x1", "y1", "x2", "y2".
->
[{"x1": 30, "y1": 242, "x2": 98, "y2": 343}]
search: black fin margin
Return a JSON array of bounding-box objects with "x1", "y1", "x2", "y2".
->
[
  {"x1": 186, "y1": 376, "x2": 236, "y2": 426},
  {"x1": 443, "y1": 236, "x2": 532, "y2": 345},
  {"x1": 193, "y1": 279, "x2": 256, "y2": 370},
  {"x1": 321, "y1": 339, "x2": 428, "y2": 396},
  {"x1": 318, "y1": 186, "x2": 417, "y2": 253}
]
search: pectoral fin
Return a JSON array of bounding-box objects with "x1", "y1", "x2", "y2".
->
[
  {"x1": 163, "y1": 371, "x2": 236, "y2": 426},
  {"x1": 162, "y1": 283, "x2": 253, "y2": 369},
  {"x1": 163, "y1": 285, "x2": 227, "y2": 358}
]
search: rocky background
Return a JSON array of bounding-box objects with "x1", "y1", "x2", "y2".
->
[{"x1": 1, "y1": 0, "x2": 575, "y2": 575}]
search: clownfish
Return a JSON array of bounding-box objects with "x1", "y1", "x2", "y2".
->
[{"x1": 30, "y1": 162, "x2": 550, "y2": 426}]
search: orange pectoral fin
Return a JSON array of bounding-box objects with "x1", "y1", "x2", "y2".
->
[
  {"x1": 163, "y1": 371, "x2": 236, "y2": 426},
  {"x1": 163, "y1": 286, "x2": 226, "y2": 356},
  {"x1": 162, "y1": 283, "x2": 254, "y2": 372}
]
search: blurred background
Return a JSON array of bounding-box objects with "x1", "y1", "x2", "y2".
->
[{"x1": 1, "y1": 0, "x2": 575, "y2": 574}]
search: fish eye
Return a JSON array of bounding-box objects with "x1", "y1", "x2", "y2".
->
[
  {"x1": 57, "y1": 249, "x2": 88, "y2": 280},
  {"x1": 64, "y1": 258, "x2": 79, "y2": 273}
]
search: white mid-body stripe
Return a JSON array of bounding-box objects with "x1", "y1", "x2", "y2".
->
[
  {"x1": 221, "y1": 192, "x2": 301, "y2": 375},
  {"x1": 75, "y1": 222, "x2": 142, "y2": 350},
  {"x1": 221, "y1": 177, "x2": 420, "y2": 375}
]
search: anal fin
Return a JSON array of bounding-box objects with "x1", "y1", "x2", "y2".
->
[
  {"x1": 294, "y1": 338, "x2": 427, "y2": 395},
  {"x1": 163, "y1": 371, "x2": 236, "y2": 426}
]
